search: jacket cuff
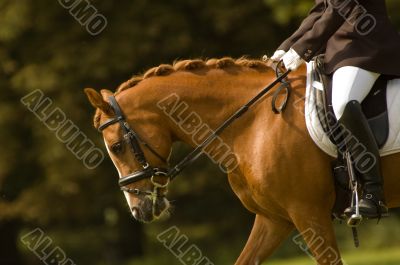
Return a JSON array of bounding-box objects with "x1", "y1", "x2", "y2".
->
[
  {"x1": 291, "y1": 44, "x2": 315, "y2": 62},
  {"x1": 277, "y1": 42, "x2": 290, "y2": 53}
]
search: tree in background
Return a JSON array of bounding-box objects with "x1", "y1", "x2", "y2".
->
[{"x1": 0, "y1": 0, "x2": 399, "y2": 264}]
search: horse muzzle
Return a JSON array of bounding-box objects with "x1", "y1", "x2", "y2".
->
[{"x1": 131, "y1": 196, "x2": 170, "y2": 223}]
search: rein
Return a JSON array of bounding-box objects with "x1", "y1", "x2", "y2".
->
[
  {"x1": 99, "y1": 67, "x2": 291, "y2": 198},
  {"x1": 168, "y1": 69, "x2": 291, "y2": 179}
]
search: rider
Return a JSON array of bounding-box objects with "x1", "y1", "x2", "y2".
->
[{"x1": 271, "y1": 0, "x2": 400, "y2": 218}]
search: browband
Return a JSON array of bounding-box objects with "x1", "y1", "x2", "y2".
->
[{"x1": 98, "y1": 118, "x2": 120, "y2": 131}]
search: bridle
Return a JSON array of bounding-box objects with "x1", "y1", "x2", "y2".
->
[
  {"x1": 99, "y1": 96, "x2": 171, "y2": 199},
  {"x1": 98, "y1": 66, "x2": 291, "y2": 201}
]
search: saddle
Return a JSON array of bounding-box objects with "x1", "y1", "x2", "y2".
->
[{"x1": 310, "y1": 55, "x2": 396, "y2": 220}]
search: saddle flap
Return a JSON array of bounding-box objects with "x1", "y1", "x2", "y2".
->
[{"x1": 361, "y1": 76, "x2": 389, "y2": 148}]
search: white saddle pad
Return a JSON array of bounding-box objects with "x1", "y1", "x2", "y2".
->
[{"x1": 305, "y1": 61, "x2": 400, "y2": 157}]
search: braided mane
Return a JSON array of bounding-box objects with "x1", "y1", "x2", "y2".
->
[
  {"x1": 94, "y1": 57, "x2": 274, "y2": 128},
  {"x1": 115, "y1": 57, "x2": 274, "y2": 94}
]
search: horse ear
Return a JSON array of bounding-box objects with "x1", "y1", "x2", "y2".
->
[
  {"x1": 100, "y1": 89, "x2": 113, "y2": 98},
  {"x1": 84, "y1": 88, "x2": 112, "y2": 114}
]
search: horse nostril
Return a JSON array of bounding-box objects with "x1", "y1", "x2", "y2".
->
[{"x1": 131, "y1": 207, "x2": 140, "y2": 220}]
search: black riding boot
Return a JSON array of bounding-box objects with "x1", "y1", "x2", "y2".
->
[{"x1": 340, "y1": 101, "x2": 388, "y2": 219}]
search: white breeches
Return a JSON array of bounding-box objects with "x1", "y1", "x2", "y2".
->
[{"x1": 332, "y1": 66, "x2": 380, "y2": 119}]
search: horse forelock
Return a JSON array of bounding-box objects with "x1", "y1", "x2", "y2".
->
[{"x1": 115, "y1": 57, "x2": 275, "y2": 94}]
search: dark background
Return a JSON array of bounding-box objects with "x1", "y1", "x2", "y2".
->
[{"x1": 1, "y1": 0, "x2": 400, "y2": 264}]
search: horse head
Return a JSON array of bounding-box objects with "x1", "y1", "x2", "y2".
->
[{"x1": 84, "y1": 87, "x2": 173, "y2": 223}]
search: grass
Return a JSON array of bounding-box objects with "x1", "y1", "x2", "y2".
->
[
  {"x1": 125, "y1": 246, "x2": 400, "y2": 265},
  {"x1": 266, "y1": 246, "x2": 400, "y2": 265}
]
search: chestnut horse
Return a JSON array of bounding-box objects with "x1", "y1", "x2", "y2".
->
[{"x1": 84, "y1": 58, "x2": 400, "y2": 265}]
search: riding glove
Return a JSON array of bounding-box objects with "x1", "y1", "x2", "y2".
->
[
  {"x1": 282, "y1": 48, "x2": 305, "y2": 70},
  {"x1": 271, "y1": 50, "x2": 286, "y2": 61}
]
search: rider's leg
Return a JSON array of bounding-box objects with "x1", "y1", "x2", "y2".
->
[
  {"x1": 332, "y1": 66, "x2": 380, "y2": 119},
  {"x1": 332, "y1": 66, "x2": 388, "y2": 218}
]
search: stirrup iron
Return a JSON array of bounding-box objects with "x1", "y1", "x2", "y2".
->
[{"x1": 345, "y1": 151, "x2": 363, "y2": 227}]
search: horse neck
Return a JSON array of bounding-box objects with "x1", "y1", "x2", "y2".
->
[{"x1": 150, "y1": 69, "x2": 279, "y2": 147}]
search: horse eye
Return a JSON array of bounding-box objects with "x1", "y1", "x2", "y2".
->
[{"x1": 111, "y1": 142, "x2": 124, "y2": 154}]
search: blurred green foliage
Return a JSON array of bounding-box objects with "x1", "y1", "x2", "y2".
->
[{"x1": 0, "y1": 0, "x2": 399, "y2": 264}]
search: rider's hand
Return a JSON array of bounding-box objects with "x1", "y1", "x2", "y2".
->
[
  {"x1": 282, "y1": 48, "x2": 305, "y2": 71},
  {"x1": 271, "y1": 50, "x2": 286, "y2": 61}
]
